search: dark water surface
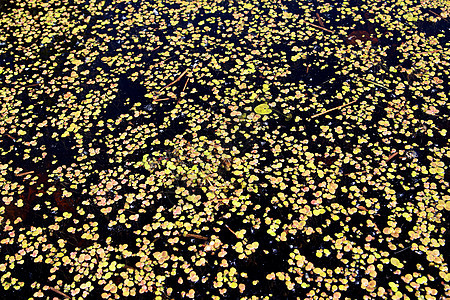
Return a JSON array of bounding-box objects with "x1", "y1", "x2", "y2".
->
[{"x1": 0, "y1": 0, "x2": 449, "y2": 299}]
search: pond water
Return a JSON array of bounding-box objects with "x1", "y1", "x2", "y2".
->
[{"x1": 0, "y1": 0, "x2": 449, "y2": 299}]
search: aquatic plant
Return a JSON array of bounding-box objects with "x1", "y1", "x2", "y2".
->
[{"x1": 0, "y1": 0, "x2": 449, "y2": 299}]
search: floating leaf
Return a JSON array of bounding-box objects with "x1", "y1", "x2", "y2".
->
[
  {"x1": 390, "y1": 257, "x2": 404, "y2": 269},
  {"x1": 254, "y1": 103, "x2": 272, "y2": 115}
]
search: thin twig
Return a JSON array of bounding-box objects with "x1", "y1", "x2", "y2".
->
[
  {"x1": 48, "y1": 287, "x2": 70, "y2": 299},
  {"x1": 356, "y1": 76, "x2": 391, "y2": 91},
  {"x1": 304, "y1": 21, "x2": 334, "y2": 34},
  {"x1": 316, "y1": 12, "x2": 325, "y2": 28},
  {"x1": 394, "y1": 245, "x2": 412, "y2": 254},
  {"x1": 151, "y1": 237, "x2": 161, "y2": 245},
  {"x1": 177, "y1": 78, "x2": 191, "y2": 105},
  {"x1": 149, "y1": 57, "x2": 172, "y2": 70},
  {"x1": 6, "y1": 134, "x2": 16, "y2": 141},
  {"x1": 310, "y1": 99, "x2": 358, "y2": 119},
  {"x1": 225, "y1": 225, "x2": 237, "y2": 238},
  {"x1": 428, "y1": 9, "x2": 448, "y2": 21},
  {"x1": 16, "y1": 171, "x2": 35, "y2": 177},
  {"x1": 160, "y1": 69, "x2": 190, "y2": 91},
  {"x1": 182, "y1": 78, "x2": 190, "y2": 92},
  {"x1": 385, "y1": 152, "x2": 398, "y2": 163},
  {"x1": 152, "y1": 97, "x2": 170, "y2": 102},
  {"x1": 183, "y1": 233, "x2": 208, "y2": 240},
  {"x1": 23, "y1": 83, "x2": 41, "y2": 88}
]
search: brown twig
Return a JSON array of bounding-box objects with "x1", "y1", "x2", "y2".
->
[
  {"x1": 304, "y1": 21, "x2": 334, "y2": 34},
  {"x1": 182, "y1": 77, "x2": 190, "y2": 92},
  {"x1": 428, "y1": 9, "x2": 448, "y2": 21},
  {"x1": 152, "y1": 97, "x2": 170, "y2": 102},
  {"x1": 151, "y1": 237, "x2": 161, "y2": 245},
  {"x1": 160, "y1": 69, "x2": 190, "y2": 91},
  {"x1": 385, "y1": 152, "x2": 398, "y2": 163},
  {"x1": 23, "y1": 83, "x2": 41, "y2": 88},
  {"x1": 183, "y1": 233, "x2": 208, "y2": 240},
  {"x1": 356, "y1": 205, "x2": 369, "y2": 212},
  {"x1": 6, "y1": 134, "x2": 16, "y2": 141},
  {"x1": 225, "y1": 225, "x2": 237, "y2": 237},
  {"x1": 356, "y1": 76, "x2": 391, "y2": 91},
  {"x1": 16, "y1": 171, "x2": 35, "y2": 177},
  {"x1": 48, "y1": 287, "x2": 70, "y2": 299},
  {"x1": 316, "y1": 12, "x2": 325, "y2": 28},
  {"x1": 310, "y1": 99, "x2": 358, "y2": 119},
  {"x1": 149, "y1": 57, "x2": 172, "y2": 70},
  {"x1": 176, "y1": 78, "x2": 191, "y2": 105}
]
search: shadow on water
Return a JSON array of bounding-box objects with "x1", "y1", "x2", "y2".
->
[{"x1": 101, "y1": 75, "x2": 147, "y2": 120}]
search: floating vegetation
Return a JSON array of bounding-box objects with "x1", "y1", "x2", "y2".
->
[
  {"x1": 254, "y1": 103, "x2": 272, "y2": 115},
  {"x1": 0, "y1": 0, "x2": 449, "y2": 299}
]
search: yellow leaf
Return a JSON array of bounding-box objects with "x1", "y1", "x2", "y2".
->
[
  {"x1": 416, "y1": 276, "x2": 427, "y2": 284},
  {"x1": 235, "y1": 242, "x2": 244, "y2": 253},
  {"x1": 166, "y1": 161, "x2": 176, "y2": 170},
  {"x1": 109, "y1": 262, "x2": 116, "y2": 272},
  {"x1": 236, "y1": 229, "x2": 246, "y2": 239},
  {"x1": 254, "y1": 103, "x2": 272, "y2": 115},
  {"x1": 67, "y1": 123, "x2": 77, "y2": 132},
  {"x1": 41, "y1": 37, "x2": 51, "y2": 44},
  {"x1": 390, "y1": 257, "x2": 404, "y2": 268}
]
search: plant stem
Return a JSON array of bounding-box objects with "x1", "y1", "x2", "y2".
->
[{"x1": 310, "y1": 99, "x2": 359, "y2": 119}]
